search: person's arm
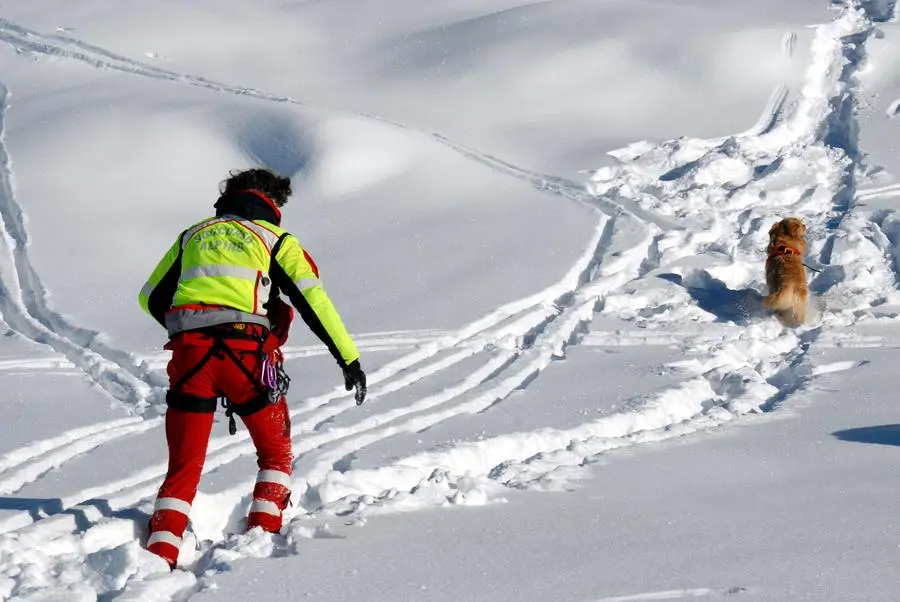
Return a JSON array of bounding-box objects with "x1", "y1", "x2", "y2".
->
[
  {"x1": 138, "y1": 234, "x2": 184, "y2": 328},
  {"x1": 270, "y1": 234, "x2": 366, "y2": 403},
  {"x1": 269, "y1": 235, "x2": 360, "y2": 366}
]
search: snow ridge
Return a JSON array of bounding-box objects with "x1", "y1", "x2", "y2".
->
[
  {"x1": 0, "y1": 0, "x2": 897, "y2": 599},
  {"x1": 0, "y1": 85, "x2": 165, "y2": 417}
]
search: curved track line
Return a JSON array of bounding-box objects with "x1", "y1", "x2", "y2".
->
[
  {"x1": 135, "y1": 329, "x2": 455, "y2": 368},
  {"x1": 857, "y1": 183, "x2": 900, "y2": 201},
  {"x1": 0, "y1": 208, "x2": 646, "y2": 536},
  {"x1": 0, "y1": 16, "x2": 682, "y2": 227},
  {"x1": 0, "y1": 0, "x2": 878, "y2": 538},
  {"x1": 0, "y1": 84, "x2": 162, "y2": 416},
  {"x1": 592, "y1": 587, "x2": 737, "y2": 602},
  {"x1": 742, "y1": 83, "x2": 789, "y2": 137},
  {"x1": 0, "y1": 420, "x2": 159, "y2": 496},
  {"x1": 0, "y1": 215, "x2": 613, "y2": 532},
  {"x1": 0, "y1": 417, "x2": 142, "y2": 475},
  {"x1": 296, "y1": 0, "x2": 896, "y2": 516},
  {"x1": 0, "y1": 16, "x2": 644, "y2": 498},
  {"x1": 0, "y1": 3, "x2": 895, "y2": 598},
  {"x1": 82, "y1": 213, "x2": 644, "y2": 530}
]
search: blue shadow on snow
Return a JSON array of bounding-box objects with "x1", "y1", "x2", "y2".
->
[
  {"x1": 0, "y1": 496, "x2": 147, "y2": 533},
  {"x1": 657, "y1": 271, "x2": 765, "y2": 325},
  {"x1": 833, "y1": 425, "x2": 900, "y2": 447}
]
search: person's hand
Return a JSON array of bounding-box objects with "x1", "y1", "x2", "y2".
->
[{"x1": 342, "y1": 360, "x2": 366, "y2": 405}]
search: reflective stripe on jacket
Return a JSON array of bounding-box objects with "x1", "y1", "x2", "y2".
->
[{"x1": 139, "y1": 213, "x2": 360, "y2": 366}]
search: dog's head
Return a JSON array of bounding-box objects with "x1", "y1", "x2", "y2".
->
[{"x1": 768, "y1": 217, "x2": 806, "y2": 243}]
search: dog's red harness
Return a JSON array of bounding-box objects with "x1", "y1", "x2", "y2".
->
[{"x1": 769, "y1": 244, "x2": 802, "y2": 258}]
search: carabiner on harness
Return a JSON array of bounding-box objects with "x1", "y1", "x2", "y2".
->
[{"x1": 261, "y1": 353, "x2": 291, "y2": 403}]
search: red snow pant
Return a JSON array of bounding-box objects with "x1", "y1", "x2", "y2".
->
[{"x1": 147, "y1": 324, "x2": 293, "y2": 568}]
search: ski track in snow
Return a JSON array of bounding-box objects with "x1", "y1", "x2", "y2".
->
[
  {"x1": 592, "y1": 587, "x2": 747, "y2": 602},
  {"x1": 0, "y1": 0, "x2": 898, "y2": 599},
  {"x1": 857, "y1": 182, "x2": 900, "y2": 201},
  {"x1": 0, "y1": 85, "x2": 165, "y2": 416}
]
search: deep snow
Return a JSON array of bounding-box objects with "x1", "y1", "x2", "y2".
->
[{"x1": 0, "y1": 0, "x2": 899, "y2": 601}]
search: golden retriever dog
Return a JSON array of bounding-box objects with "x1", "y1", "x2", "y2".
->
[{"x1": 763, "y1": 217, "x2": 808, "y2": 328}]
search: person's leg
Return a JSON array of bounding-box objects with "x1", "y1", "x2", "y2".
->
[
  {"x1": 148, "y1": 342, "x2": 218, "y2": 567},
  {"x1": 218, "y1": 341, "x2": 294, "y2": 533},
  {"x1": 147, "y1": 408, "x2": 214, "y2": 566},
  {"x1": 241, "y1": 398, "x2": 292, "y2": 532}
]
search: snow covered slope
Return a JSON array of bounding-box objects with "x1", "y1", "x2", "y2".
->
[{"x1": 0, "y1": 0, "x2": 898, "y2": 600}]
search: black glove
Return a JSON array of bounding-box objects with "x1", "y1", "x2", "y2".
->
[{"x1": 343, "y1": 359, "x2": 367, "y2": 405}]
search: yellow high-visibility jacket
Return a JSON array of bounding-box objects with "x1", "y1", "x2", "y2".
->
[{"x1": 139, "y1": 191, "x2": 359, "y2": 367}]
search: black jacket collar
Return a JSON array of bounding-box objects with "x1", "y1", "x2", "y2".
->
[{"x1": 214, "y1": 191, "x2": 282, "y2": 226}]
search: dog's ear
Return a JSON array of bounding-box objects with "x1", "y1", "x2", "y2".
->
[{"x1": 768, "y1": 221, "x2": 781, "y2": 236}]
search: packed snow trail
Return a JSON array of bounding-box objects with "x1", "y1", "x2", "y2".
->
[
  {"x1": 297, "y1": 0, "x2": 899, "y2": 514},
  {"x1": 224, "y1": 0, "x2": 897, "y2": 565},
  {"x1": 0, "y1": 0, "x2": 897, "y2": 600}
]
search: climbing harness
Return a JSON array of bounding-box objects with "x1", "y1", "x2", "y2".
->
[
  {"x1": 768, "y1": 244, "x2": 822, "y2": 273},
  {"x1": 166, "y1": 323, "x2": 290, "y2": 436},
  {"x1": 769, "y1": 244, "x2": 802, "y2": 258}
]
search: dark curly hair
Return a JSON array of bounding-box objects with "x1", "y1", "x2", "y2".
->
[{"x1": 220, "y1": 168, "x2": 292, "y2": 207}]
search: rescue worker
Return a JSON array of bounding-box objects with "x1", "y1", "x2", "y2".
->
[{"x1": 138, "y1": 167, "x2": 366, "y2": 568}]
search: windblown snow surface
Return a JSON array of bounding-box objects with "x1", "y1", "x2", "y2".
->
[{"x1": 0, "y1": 0, "x2": 899, "y2": 600}]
